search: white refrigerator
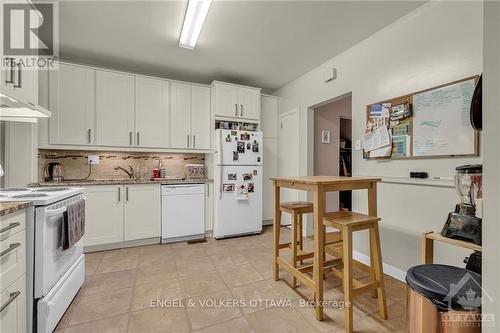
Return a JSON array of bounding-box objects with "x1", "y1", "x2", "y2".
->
[{"x1": 214, "y1": 129, "x2": 263, "y2": 238}]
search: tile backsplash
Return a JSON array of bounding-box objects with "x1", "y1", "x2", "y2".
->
[{"x1": 38, "y1": 150, "x2": 206, "y2": 182}]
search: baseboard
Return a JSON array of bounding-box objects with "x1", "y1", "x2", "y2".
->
[
  {"x1": 84, "y1": 237, "x2": 160, "y2": 253},
  {"x1": 353, "y1": 250, "x2": 407, "y2": 282}
]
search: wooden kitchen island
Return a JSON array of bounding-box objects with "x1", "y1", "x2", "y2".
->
[{"x1": 271, "y1": 176, "x2": 381, "y2": 323}]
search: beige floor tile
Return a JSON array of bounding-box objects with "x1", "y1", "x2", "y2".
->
[
  {"x1": 246, "y1": 306, "x2": 318, "y2": 333},
  {"x1": 217, "y1": 263, "x2": 263, "y2": 288},
  {"x1": 230, "y1": 280, "x2": 281, "y2": 314},
  {"x1": 69, "y1": 288, "x2": 133, "y2": 325},
  {"x1": 173, "y1": 246, "x2": 209, "y2": 261},
  {"x1": 138, "y1": 251, "x2": 175, "y2": 267},
  {"x1": 268, "y1": 277, "x2": 313, "y2": 301},
  {"x1": 84, "y1": 269, "x2": 136, "y2": 295},
  {"x1": 96, "y1": 254, "x2": 139, "y2": 274},
  {"x1": 193, "y1": 317, "x2": 255, "y2": 333},
  {"x1": 135, "y1": 263, "x2": 177, "y2": 285},
  {"x1": 209, "y1": 251, "x2": 249, "y2": 268},
  {"x1": 180, "y1": 270, "x2": 227, "y2": 298},
  {"x1": 54, "y1": 288, "x2": 86, "y2": 330},
  {"x1": 186, "y1": 290, "x2": 242, "y2": 330},
  {"x1": 128, "y1": 307, "x2": 189, "y2": 333},
  {"x1": 101, "y1": 247, "x2": 139, "y2": 259},
  {"x1": 63, "y1": 314, "x2": 128, "y2": 333},
  {"x1": 138, "y1": 243, "x2": 172, "y2": 255},
  {"x1": 132, "y1": 278, "x2": 183, "y2": 311},
  {"x1": 176, "y1": 257, "x2": 215, "y2": 277}
]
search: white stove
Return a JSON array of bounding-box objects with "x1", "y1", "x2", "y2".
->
[
  {"x1": 0, "y1": 186, "x2": 85, "y2": 333},
  {"x1": 0, "y1": 187, "x2": 83, "y2": 205}
]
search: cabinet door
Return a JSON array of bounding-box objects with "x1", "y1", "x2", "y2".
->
[
  {"x1": 261, "y1": 95, "x2": 279, "y2": 138},
  {"x1": 191, "y1": 85, "x2": 210, "y2": 150},
  {"x1": 83, "y1": 186, "x2": 124, "y2": 246},
  {"x1": 238, "y1": 87, "x2": 260, "y2": 120},
  {"x1": 0, "y1": 275, "x2": 26, "y2": 333},
  {"x1": 214, "y1": 83, "x2": 238, "y2": 118},
  {"x1": 262, "y1": 138, "x2": 278, "y2": 221},
  {"x1": 49, "y1": 63, "x2": 95, "y2": 145},
  {"x1": 170, "y1": 82, "x2": 192, "y2": 149},
  {"x1": 96, "y1": 70, "x2": 135, "y2": 146},
  {"x1": 135, "y1": 77, "x2": 170, "y2": 148},
  {"x1": 124, "y1": 184, "x2": 160, "y2": 241}
]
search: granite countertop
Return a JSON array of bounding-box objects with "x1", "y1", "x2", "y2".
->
[
  {"x1": 33, "y1": 178, "x2": 213, "y2": 187},
  {"x1": 0, "y1": 202, "x2": 32, "y2": 217}
]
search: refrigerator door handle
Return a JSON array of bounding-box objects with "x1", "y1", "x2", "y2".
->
[{"x1": 219, "y1": 130, "x2": 223, "y2": 199}]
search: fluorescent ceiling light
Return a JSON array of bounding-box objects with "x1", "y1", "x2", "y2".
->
[{"x1": 179, "y1": 0, "x2": 212, "y2": 49}]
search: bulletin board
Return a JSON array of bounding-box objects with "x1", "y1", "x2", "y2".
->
[{"x1": 364, "y1": 76, "x2": 480, "y2": 159}]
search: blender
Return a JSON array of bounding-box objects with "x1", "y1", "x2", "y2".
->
[{"x1": 441, "y1": 164, "x2": 482, "y2": 245}]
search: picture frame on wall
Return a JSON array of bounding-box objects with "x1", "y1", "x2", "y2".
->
[{"x1": 321, "y1": 130, "x2": 331, "y2": 144}]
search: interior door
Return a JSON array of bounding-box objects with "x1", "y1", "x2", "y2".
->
[
  {"x1": 278, "y1": 109, "x2": 300, "y2": 225},
  {"x1": 214, "y1": 83, "x2": 238, "y2": 118},
  {"x1": 49, "y1": 63, "x2": 95, "y2": 145},
  {"x1": 238, "y1": 87, "x2": 260, "y2": 120},
  {"x1": 96, "y1": 70, "x2": 135, "y2": 146},
  {"x1": 135, "y1": 77, "x2": 170, "y2": 148},
  {"x1": 170, "y1": 82, "x2": 192, "y2": 149},
  {"x1": 190, "y1": 85, "x2": 210, "y2": 150},
  {"x1": 124, "y1": 184, "x2": 160, "y2": 241},
  {"x1": 83, "y1": 185, "x2": 124, "y2": 246}
]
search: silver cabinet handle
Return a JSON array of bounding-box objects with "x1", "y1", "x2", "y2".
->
[
  {"x1": 5, "y1": 58, "x2": 14, "y2": 84},
  {"x1": 13, "y1": 62, "x2": 21, "y2": 88},
  {"x1": 235, "y1": 104, "x2": 238, "y2": 116},
  {"x1": 88, "y1": 129, "x2": 92, "y2": 143},
  {"x1": 187, "y1": 135, "x2": 190, "y2": 148},
  {"x1": 193, "y1": 135, "x2": 195, "y2": 148},
  {"x1": 0, "y1": 222, "x2": 21, "y2": 234},
  {"x1": 136, "y1": 132, "x2": 140, "y2": 146},
  {"x1": 129, "y1": 132, "x2": 133, "y2": 145},
  {"x1": 0, "y1": 243, "x2": 21, "y2": 258},
  {"x1": 126, "y1": 187, "x2": 129, "y2": 201},
  {"x1": 118, "y1": 187, "x2": 121, "y2": 202},
  {"x1": 240, "y1": 104, "x2": 243, "y2": 116},
  {"x1": 0, "y1": 291, "x2": 21, "y2": 313}
]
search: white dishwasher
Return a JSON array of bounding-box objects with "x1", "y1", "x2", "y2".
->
[{"x1": 161, "y1": 184, "x2": 205, "y2": 243}]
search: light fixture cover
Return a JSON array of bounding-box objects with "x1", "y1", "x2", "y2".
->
[{"x1": 179, "y1": 0, "x2": 212, "y2": 49}]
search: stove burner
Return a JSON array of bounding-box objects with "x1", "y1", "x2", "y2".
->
[
  {"x1": 32, "y1": 187, "x2": 70, "y2": 192},
  {"x1": 12, "y1": 193, "x2": 49, "y2": 198},
  {"x1": 0, "y1": 188, "x2": 28, "y2": 192}
]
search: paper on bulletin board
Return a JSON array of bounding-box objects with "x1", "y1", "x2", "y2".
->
[
  {"x1": 363, "y1": 127, "x2": 391, "y2": 152},
  {"x1": 391, "y1": 135, "x2": 410, "y2": 157}
]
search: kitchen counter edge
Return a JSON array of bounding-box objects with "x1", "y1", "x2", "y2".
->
[
  {"x1": 0, "y1": 201, "x2": 32, "y2": 217},
  {"x1": 31, "y1": 178, "x2": 213, "y2": 187}
]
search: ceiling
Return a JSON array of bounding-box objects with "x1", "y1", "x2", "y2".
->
[{"x1": 59, "y1": 1, "x2": 424, "y2": 92}]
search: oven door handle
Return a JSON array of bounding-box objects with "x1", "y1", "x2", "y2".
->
[{"x1": 45, "y1": 207, "x2": 67, "y2": 218}]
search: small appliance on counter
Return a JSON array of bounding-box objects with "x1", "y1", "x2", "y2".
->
[
  {"x1": 44, "y1": 162, "x2": 64, "y2": 182},
  {"x1": 441, "y1": 164, "x2": 482, "y2": 246},
  {"x1": 185, "y1": 164, "x2": 205, "y2": 179}
]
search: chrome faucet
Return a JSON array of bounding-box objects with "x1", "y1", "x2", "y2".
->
[{"x1": 114, "y1": 165, "x2": 134, "y2": 179}]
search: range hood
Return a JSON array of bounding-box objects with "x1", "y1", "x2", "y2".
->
[{"x1": 0, "y1": 88, "x2": 51, "y2": 123}]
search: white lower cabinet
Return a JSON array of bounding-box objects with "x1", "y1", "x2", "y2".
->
[
  {"x1": 84, "y1": 185, "x2": 124, "y2": 246},
  {"x1": 0, "y1": 274, "x2": 26, "y2": 333},
  {"x1": 84, "y1": 184, "x2": 160, "y2": 247},
  {"x1": 124, "y1": 184, "x2": 160, "y2": 241}
]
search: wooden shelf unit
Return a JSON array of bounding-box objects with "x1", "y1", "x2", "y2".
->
[{"x1": 422, "y1": 231, "x2": 482, "y2": 264}]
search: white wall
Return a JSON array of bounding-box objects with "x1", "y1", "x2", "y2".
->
[
  {"x1": 482, "y1": 0, "x2": 500, "y2": 329},
  {"x1": 274, "y1": 2, "x2": 483, "y2": 276}
]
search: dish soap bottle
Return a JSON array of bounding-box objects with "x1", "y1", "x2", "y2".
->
[{"x1": 159, "y1": 160, "x2": 166, "y2": 178}]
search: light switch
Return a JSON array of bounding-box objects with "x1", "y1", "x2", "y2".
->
[{"x1": 355, "y1": 140, "x2": 362, "y2": 151}]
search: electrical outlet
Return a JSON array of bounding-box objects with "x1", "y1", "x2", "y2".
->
[
  {"x1": 355, "y1": 140, "x2": 362, "y2": 151},
  {"x1": 88, "y1": 155, "x2": 99, "y2": 165}
]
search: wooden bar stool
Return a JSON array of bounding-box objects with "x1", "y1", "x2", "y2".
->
[
  {"x1": 278, "y1": 201, "x2": 313, "y2": 288},
  {"x1": 323, "y1": 211, "x2": 387, "y2": 333}
]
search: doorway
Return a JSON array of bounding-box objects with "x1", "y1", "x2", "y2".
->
[{"x1": 313, "y1": 95, "x2": 352, "y2": 212}]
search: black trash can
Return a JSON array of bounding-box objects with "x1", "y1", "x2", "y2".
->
[{"x1": 406, "y1": 264, "x2": 482, "y2": 333}]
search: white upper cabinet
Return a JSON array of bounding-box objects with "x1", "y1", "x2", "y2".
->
[
  {"x1": 49, "y1": 63, "x2": 95, "y2": 145},
  {"x1": 238, "y1": 87, "x2": 260, "y2": 120},
  {"x1": 212, "y1": 82, "x2": 261, "y2": 120},
  {"x1": 191, "y1": 85, "x2": 210, "y2": 150},
  {"x1": 261, "y1": 95, "x2": 279, "y2": 138},
  {"x1": 96, "y1": 70, "x2": 135, "y2": 147},
  {"x1": 170, "y1": 82, "x2": 192, "y2": 149},
  {"x1": 135, "y1": 77, "x2": 170, "y2": 148}
]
